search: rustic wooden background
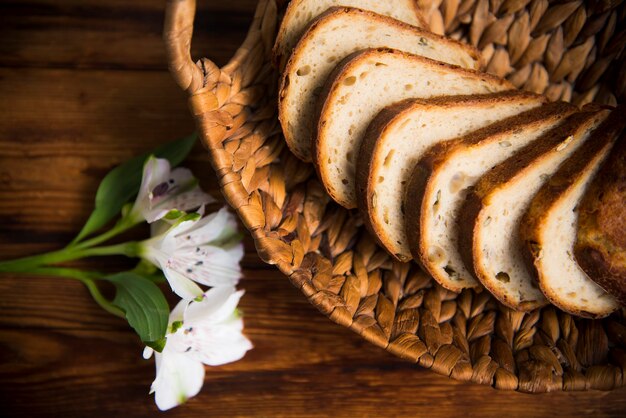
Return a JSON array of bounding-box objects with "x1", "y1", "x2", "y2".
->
[{"x1": 0, "y1": 1, "x2": 625, "y2": 416}]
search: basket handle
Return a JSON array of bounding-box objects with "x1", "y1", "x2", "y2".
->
[{"x1": 163, "y1": 0, "x2": 205, "y2": 94}]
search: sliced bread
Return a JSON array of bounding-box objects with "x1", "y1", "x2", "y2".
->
[
  {"x1": 357, "y1": 91, "x2": 546, "y2": 263},
  {"x1": 279, "y1": 8, "x2": 482, "y2": 162},
  {"x1": 457, "y1": 109, "x2": 610, "y2": 311},
  {"x1": 405, "y1": 101, "x2": 575, "y2": 292},
  {"x1": 575, "y1": 112, "x2": 626, "y2": 306},
  {"x1": 273, "y1": 0, "x2": 427, "y2": 68},
  {"x1": 313, "y1": 48, "x2": 512, "y2": 209},
  {"x1": 519, "y1": 107, "x2": 625, "y2": 318}
]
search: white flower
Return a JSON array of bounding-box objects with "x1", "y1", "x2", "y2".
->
[
  {"x1": 144, "y1": 286, "x2": 253, "y2": 411},
  {"x1": 129, "y1": 156, "x2": 214, "y2": 224},
  {"x1": 140, "y1": 207, "x2": 244, "y2": 300},
  {"x1": 145, "y1": 345, "x2": 205, "y2": 412}
]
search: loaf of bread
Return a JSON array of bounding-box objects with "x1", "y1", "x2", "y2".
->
[
  {"x1": 519, "y1": 107, "x2": 625, "y2": 317},
  {"x1": 575, "y1": 108, "x2": 626, "y2": 307},
  {"x1": 405, "y1": 101, "x2": 575, "y2": 292},
  {"x1": 458, "y1": 110, "x2": 610, "y2": 311},
  {"x1": 279, "y1": 7, "x2": 481, "y2": 162},
  {"x1": 314, "y1": 48, "x2": 512, "y2": 209},
  {"x1": 356, "y1": 91, "x2": 546, "y2": 264},
  {"x1": 275, "y1": 0, "x2": 620, "y2": 316},
  {"x1": 273, "y1": 0, "x2": 427, "y2": 68}
]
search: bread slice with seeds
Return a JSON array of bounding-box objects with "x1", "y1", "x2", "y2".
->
[
  {"x1": 356, "y1": 91, "x2": 546, "y2": 264},
  {"x1": 457, "y1": 109, "x2": 610, "y2": 311},
  {"x1": 575, "y1": 121, "x2": 626, "y2": 307},
  {"x1": 313, "y1": 48, "x2": 511, "y2": 209},
  {"x1": 279, "y1": 8, "x2": 482, "y2": 162},
  {"x1": 273, "y1": 0, "x2": 427, "y2": 68},
  {"x1": 519, "y1": 107, "x2": 625, "y2": 318},
  {"x1": 404, "y1": 101, "x2": 575, "y2": 292}
]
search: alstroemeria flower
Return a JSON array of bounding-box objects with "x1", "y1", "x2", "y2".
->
[
  {"x1": 129, "y1": 156, "x2": 214, "y2": 224},
  {"x1": 143, "y1": 286, "x2": 253, "y2": 411},
  {"x1": 140, "y1": 207, "x2": 244, "y2": 300}
]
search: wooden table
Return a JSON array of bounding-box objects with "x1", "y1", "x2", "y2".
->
[{"x1": 0, "y1": 1, "x2": 624, "y2": 416}]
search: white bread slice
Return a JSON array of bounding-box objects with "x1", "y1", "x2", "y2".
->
[
  {"x1": 457, "y1": 109, "x2": 611, "y2": 311},
  {"x1": 405, "y1": 101, "x2": 576, "y2": 292},
  {"x1": 273, "y1": 0, "x2": 427, "y2": 68},
  {"x1": 575, "y1": 126, "x2": 626, "y2": 306},
  {"x1": 313, "y1": 48, "x2": 511, "y2": 209},
  {"x1": 357, "y1": 91, "x2": 546, "y2": 263},
  {"x1": 519, "y1": 108, "x2": 626, "y2": 318},
  {"x1": 279, "y1": 8, "x2": 482, "y2": 162}
]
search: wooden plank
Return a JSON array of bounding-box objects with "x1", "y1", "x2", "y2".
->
[
  {"x1": 0, "y1": 67, "x2": 223, "y2": 248},
  {"x1": 2, "y1": 251, "x2": 626, "y2": 417},
  {"x1": 0, "y1": 268, "x2": 328, "y2": 333},
  {"x1": 0, "y1": 68, "x2": 194, "y2": 147},
  {"x1": 1, "y1": 324, "x2": 625, "y2": 417},
  {"x1": 0, "y1": 67, "x2": 269, "y2": 269},
  {"x1": 0, "y1": 0, "x2": 259, "y2": 69},
  {"x1": 2, "y1": 0, "x2": 259, "y2": 13},
  {"x1": 2, "y1": 245, "x2": 626, "y2": 416},
  {"x1": 1, "y1": 1, "x2": 626, "y2": 416}
]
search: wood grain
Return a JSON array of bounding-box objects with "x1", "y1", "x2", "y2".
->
[
  {"x1": 0, "y1": 0, "x2": 257, "y2": 69},
  {"x1": 0, "y1": 1, "x2": 625, "y2": 417}
]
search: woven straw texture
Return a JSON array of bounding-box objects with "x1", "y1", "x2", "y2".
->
[{"x1": 164, "y1": 0, "x2": 626, "y2": 392}]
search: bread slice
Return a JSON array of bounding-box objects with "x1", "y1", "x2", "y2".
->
[
  {"x1": 279, "y1": 8, "x2": 482, "y2": 162},
  {"x1": 273, "y1": 0, "x2": 427, "y2": 68},
  {"x1": 357, "y1": 91, "x2": 546, "y2": 264},
  {"x1": 404, "y1": 101, "x2": 575, "y2": 292},
  {"x1": 575, "y1": 109, "x2": 626, "y2": 307},
  {"x1": 457, "y1": 109, "x2": 610, "y2": 311},
  {"x1": 519, "y1": 108, "x2": 625, "y2": 318},
  {"x1": 313, "y1": 48, "x2": 511, "y2": 209}
]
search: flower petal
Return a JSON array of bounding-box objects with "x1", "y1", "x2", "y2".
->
[
  {"x1": 223, "y1": 241, "x2": 244, "y2": 267},
  {"x1": 163, "y1": 268, "x2": 204, "y2": 300},
  {"x1": 148, "y1": 188, "x2": 213, "y2": 222},
  {"x1": 158, "y1": 220, "x2": 193, "y2": 255},
  {"x1": 170, "y1": 207, "x2": 224, "y2": 239},
  {"x1": 143, "y1": 346, "x2": 154, "y2": 360},
  {"x1": 190, "y1": 320, "x2": 253, "y2": 366},
  {"x1": 143, "y1": 168, "x2": 214, "y2": 223},
  {"x1": 184, "y1": 287, "x2": 243, "y2": 325},
  {"x1": 139, "y1": 241, "x2": 167, "y2": 271},
  {"x1": 150, "y1": 219, "x2": 171, "y2": 238},
  {"x1": 141, "y1": 157, "x2": 172, "y2": 200},
  {"x1": 147, "y1": 166, "x2": 193, "y2": 208},
  {"x1": 131, "y1": 157, "x2": 214, "y2": 224},
  {"x1": 151, "y1": 350, "x2": 205, "y2": 411},
  {"x1": 173, "y1": 207, "x2": 237, "y2": 248},
  {"x1": 169, "y1": 298, "x2": 189, "y2": 326},
  {"x1": 167, "y1": 244, "x2": 242, "y2": 288},
  {"x1": 132, "y1": 157, "x2": 172, "y2": 220}
]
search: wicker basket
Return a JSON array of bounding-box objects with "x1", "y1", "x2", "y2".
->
[{"x1": 163, "y1": 0, "x2": 626, "y2": 392}]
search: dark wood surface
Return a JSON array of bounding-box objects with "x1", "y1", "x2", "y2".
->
[{"x1": 0, "y1": 1, "x2": 625, "y2": 416}]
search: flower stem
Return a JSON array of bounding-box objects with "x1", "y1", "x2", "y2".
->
[
  {"x1": 75, "y1": 242, "x2": 140, "y2": 258},
  {"x1": 71, "y1": 217, "x2": 138, "y2": 250},
  {"x1": 82, "y1": 279, "x2": 126, "y2": 318},
  {"x1": 0, "y1": 242, "x2": 140, "y2": 273},
  {"x1": 22, "y1": 266, "x2": 125, "y2": 318},
  {"x1": 27, "y1": 266, "x2": 100, "y2": 280}
]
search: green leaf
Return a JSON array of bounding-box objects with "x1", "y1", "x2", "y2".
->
[
  {"x1": 131, "y1": 259, "x2": 166, "y2": 283},
  {"x1": 73, "y1": 133, "x2": 197, "y2": 243},
  {"x1": 106, "y1": 272, "x2": 170, "y2": 350},
  {"x1": 146, "y1": 338, "x2": 166, "y2": 352}
]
